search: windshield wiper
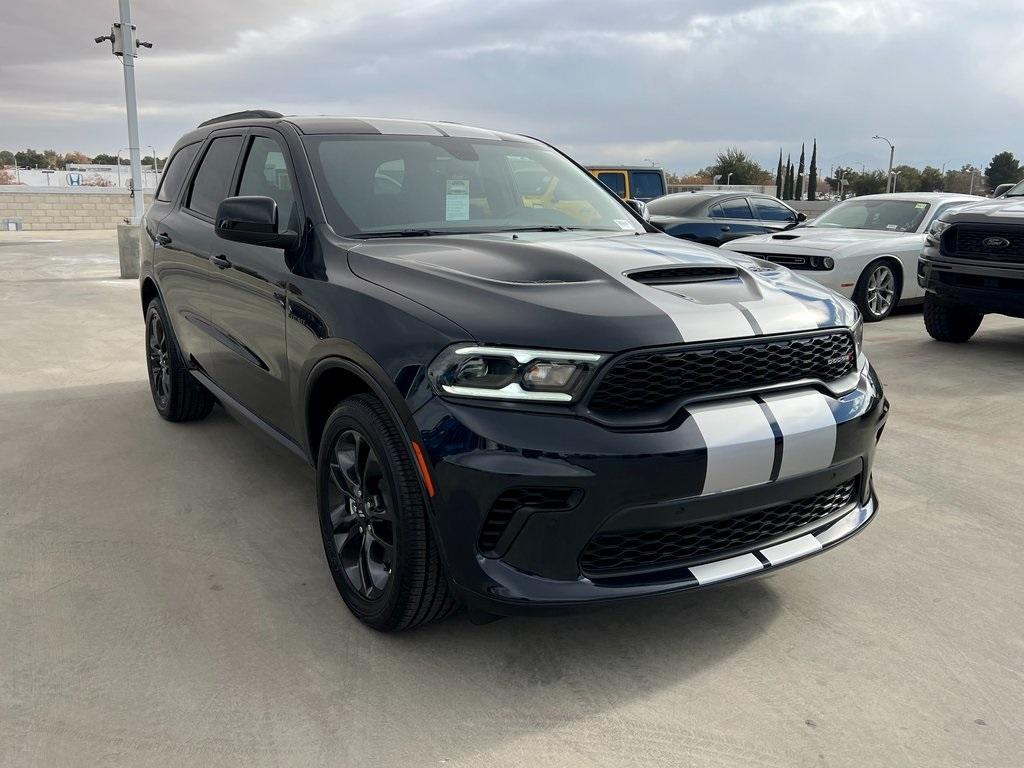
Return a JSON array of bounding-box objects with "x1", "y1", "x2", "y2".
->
[
  {"x1": 492, "y1": 225, "x2": 619, "y2": 233},
  {"x1": 354, "y1": 229, "x2": 445, "y2": 239}
]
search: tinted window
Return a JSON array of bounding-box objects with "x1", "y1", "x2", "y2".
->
[
  {"x1": 720, "y1": 198, "x2": 754, "y2": 219},
  {"x1": 155, "y1": 143, "x2": 199, "y2": 203},
  {"x1": 187, "y1": 136, "x2": 243, "y2": 218},
  {"x1": 709, "y1": 203, "x2": 725, "y2": 218},
  {"x1": 597, "y1": 172, "x2": 627, "y2": 198},
  {"x1": 238, "y1": 136, "x2": 296, "y2": 232},
  {"x1": 630, "y1": 171, "x2": 665, "y2": 200},
  {"x1": 752, "y1": 197, "x2": 795, "y2": 221}
]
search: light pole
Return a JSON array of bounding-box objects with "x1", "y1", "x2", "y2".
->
[
  {"x1": 95, "y1": 0, "x2": 153, "y2": 225},
  {"x1": 872, "y1": 135, "x2": 895, "y2": 193},
  {"x1": 891, "y1": 170, "x2": 903, "y2": 192},
  {"x1": 726, "y1": 172, "x2": 733, "y2": 186}
]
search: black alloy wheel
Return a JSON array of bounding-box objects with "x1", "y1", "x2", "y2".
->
[
  {"x1": 147, "y1": 311, "x2": 171, "y2": 410},
  {"x1": 325, "y1": 429, "x2": 396, "y2": 600}
]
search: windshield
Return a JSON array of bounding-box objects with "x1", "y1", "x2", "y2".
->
[
  {"x1": 1004, "y1": 179, "x2": 1024, "y2": 197},
  {"x1": 809, "y1": 199, "x2": 931, "y2": 232},
  {"x1": 304, "y1": 135, "x2": 643, "y2": 237}
]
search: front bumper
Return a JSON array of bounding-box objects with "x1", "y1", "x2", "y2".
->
[
  {"x1": 414, "y1": 358, "x2": 887, "y2": 615},
  {"x1": 919, "y1": 249, "x2": 1024, "y2": 318}
]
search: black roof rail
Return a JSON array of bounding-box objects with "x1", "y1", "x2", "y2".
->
[{"x1": 197, "y1": 109, "x2": 283, "y2": 128}]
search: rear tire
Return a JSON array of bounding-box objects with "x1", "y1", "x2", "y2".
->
[
  {"x1": 145, "y1": 298, "x2": 214, "y2": 422},
  {"x1": 316, "y1": 394, "x2": 454, "y2": 632},
  {"x1": 923, "y1": 294, "x2": 983, "y2": 343}
]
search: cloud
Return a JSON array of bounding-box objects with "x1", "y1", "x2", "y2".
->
[{"x1": 2, "y1": 0, "x2": 1023, "y2": 174}]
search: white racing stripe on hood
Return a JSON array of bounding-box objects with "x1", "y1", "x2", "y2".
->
[
  {"x1": 565, "y1": 241, "x2": 755, "y2": 342},
  {"x1": 738, "y1": 280, "x2": 826, "y2": 335}
]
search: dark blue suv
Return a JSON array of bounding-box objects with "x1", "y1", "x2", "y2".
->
[{"x1": 141, "y1": 111, "x2": 887, "y2": 631}]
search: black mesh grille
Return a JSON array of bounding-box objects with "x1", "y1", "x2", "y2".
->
[
  {"x1": 479, "y1": 488, "x2": 580, "y2": 554},
  {"x1": 580, "y1": 478, "x2": 858, "y2": 576},
  {"x1": 948, "y1": 226, "x2": 1024, "y2": 262},
  {"x1": 588, "y1": 331, "x2": 855, "y2": 414}
]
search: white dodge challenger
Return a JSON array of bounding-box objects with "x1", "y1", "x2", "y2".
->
[{"x1": 721, "y1": 192, "x2": 981, "y2": 321}]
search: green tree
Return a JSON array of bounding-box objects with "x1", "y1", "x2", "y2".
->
[
  {"x1": 891, "y1": 165, "x2": 922, "y2": 193},
  {"x1": 697, "y1": 147, "x2": 773, "y2": 186},
  {"x1": 783, "y1": 156, "x2": 793, "y2": 199},
  {"x1": 807, "y1": 140, "x2": 818, "y2": 200},
  {"x1": 849, "y1": 170, "x2": 890, "y2": 196},
  {"x1": 0, "y1": 150, "x2": 14, "y2": 166},
  {"x1": 14, "y1": 149, "x2": 49, "y2": 168},
  {"x1": 795, "y1": 143, "x2": 805, "y2": 201},
  {"x1": 91, "y1": 153, "x2": 122, "y2": 165},
  {"x1": 985, "y1": 151, "x2": 1021, "y2": 188},
  {"x1": 919, "y1": 166, "x2": 943, "y2": 192},
  {"x1": 775, "y1": 149, "x2": 783, "y2": 198},
  {"x1": 945, "y1": 165, "x2": 985, "y2": 195}
]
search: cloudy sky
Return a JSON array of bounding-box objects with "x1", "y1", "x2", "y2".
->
[{"x1": 2, "y1": 0, "x2": 1022, "y2": 174}]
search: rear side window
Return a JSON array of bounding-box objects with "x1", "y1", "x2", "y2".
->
[
  {"x1": 629, "y1": 171, "x2": 665, "y2": 200},
  {"x1": 597, "y1": 172, "x2": 627, "y2": 198},
  {"x1": 187, "y1": 136, "x2": 243, "y2": 218},
  {"x1": 155, "y1": 143, "x2": 200, "y2": 203},
  {"x1": 719, "y1": 198, "x2": 754, "y2": 219}
]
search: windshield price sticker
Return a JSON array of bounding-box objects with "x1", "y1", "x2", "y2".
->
[
  {"x1": 614, "y1": 219, "x2": 634, "y2": 230},
  {"x1": 445, "y1": 179, "x2": 470, "y2": 221}
]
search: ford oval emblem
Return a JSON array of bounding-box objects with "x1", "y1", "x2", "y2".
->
[{"x1": 982, "y1": 236, "x2": 1011, "y2": 249}]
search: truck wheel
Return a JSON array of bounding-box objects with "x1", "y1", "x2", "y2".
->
[
  {"x1": 145, "y1": 298, "x2": 215, "y2": 421},
  {"x1": 923, "y1": 294, "x2": 983, "y2": 343},
  {"x1": 316, "y1": 394, "x2": 454, "y2": 632},
  {"x1": 854, "y1": 259, "x2": 900, "y2": 321}
]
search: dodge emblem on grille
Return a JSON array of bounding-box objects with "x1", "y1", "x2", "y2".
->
[{"x1": 982, "y1": 236, "x2": 1011, "y2": 249}]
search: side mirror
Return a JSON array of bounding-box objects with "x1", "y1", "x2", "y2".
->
[
  {"x1": 626, "y1": 198, "x2": 651, "y2": 222},
  {"x1": 993, "y1": 183, "x2": 1014, "y2": 198},
  {"x1": 215, "y1": 196, "x2": 298, "y2": 249},
  {"x1": 796, "y1": 211, "x2": 807, "y2": 222}
]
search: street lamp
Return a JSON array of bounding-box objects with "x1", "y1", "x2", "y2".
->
[
  {"x1": 872, "y1": 135, "x2": 895, "y2": 193},
  {"x1": 94, "y1": 0, "x2": 153, "y2": 226},
  {"x1": 891, "y1": 170, "x2": 903, "y2": 192},
  {"x1": 726, "y1": 172, "x2": 733, "y2": 186}
]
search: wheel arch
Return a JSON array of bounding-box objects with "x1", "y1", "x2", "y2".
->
[{"x1": 864, "y1": 254, "x2": 905, "y2": 298}]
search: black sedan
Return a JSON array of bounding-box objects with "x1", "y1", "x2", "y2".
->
[{"x1": 648, "y1": 191, "x2": 805, "y2": 247}]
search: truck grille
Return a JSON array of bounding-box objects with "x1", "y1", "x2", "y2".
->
[
  {"x1": 946, "y1": 226, "x2": 1024, "y2": 263},
  {"x1": 579, "y1": 477, "x2": 859, "y2": 576},
  {"x1": 587, "y1": 331, "x2": 855, "y2": 415}
]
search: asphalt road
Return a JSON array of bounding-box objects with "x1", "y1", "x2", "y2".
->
[{"x1": 1, "y1": 231, "x2": 1021, "y2": 767}]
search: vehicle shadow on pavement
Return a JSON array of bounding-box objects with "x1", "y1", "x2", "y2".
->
[{"x1": 1, "y1": 379, "x2": 783, "y2": 766}]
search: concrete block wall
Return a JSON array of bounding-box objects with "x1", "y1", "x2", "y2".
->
[{"x1": 0, "y1": 188, "x2": 154, "y2": 230}]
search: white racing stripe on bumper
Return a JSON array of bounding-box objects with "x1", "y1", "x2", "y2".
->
[
  {"x1": 760, "y1": 534, "x2": 822, "y2": 565},
  {"x1": 689, "y1": 553, "x2": 763, "y2": 585},
  {"x1": 760, "y1": 389, "x2": 838, "y2": 480},
  {"x1": 689, "y1": 399, "x2": 776, "y2": 495}
]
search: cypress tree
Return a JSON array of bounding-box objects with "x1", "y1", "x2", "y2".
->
[
  {"x1": 795, "y1": 143, "x2": 806, "y2": 201},
  {"x1": 784, "y1": 155, "x2": 793, "y2": 199},
  {"x1": 775, "y1": 149, "x2": 783, "y2": 198},
  {"x1": 808, "y1": 139, "x2": 818, "y2": 201}
]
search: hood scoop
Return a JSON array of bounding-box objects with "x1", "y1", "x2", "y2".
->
[
  {"x1": 771, "y1": 233, "x2": 801, "y2": 240},
  {"x1": 627, "y1": 266, "x2": 738, "y2": 286}
]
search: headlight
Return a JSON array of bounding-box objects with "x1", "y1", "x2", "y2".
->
[
  {"x1": 428, "y1": 345, "x2": 604, "y2": 402},
  {"x1": 927, "y1": 219, "x2": 952, "y2": 240},
  {"x1": 852, "y1": 314, "x2": 864, "y2": 358}
]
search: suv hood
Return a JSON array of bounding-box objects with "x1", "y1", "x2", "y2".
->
[
  {"x1": 943, "y1": 196, "x2": 1024, "y2": 222},
  {"x1": 349, "y1": 231, "x2": 855, "y2": 351}
]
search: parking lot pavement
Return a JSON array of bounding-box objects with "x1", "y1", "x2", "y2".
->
[{"x1": 1, "y1": 230, "x2": 1022, "y2": 768}]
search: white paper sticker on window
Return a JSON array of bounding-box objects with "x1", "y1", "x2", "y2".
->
[
  {"x1": 614, "y1": 219, "x2": 634, "y2": 230},
  {"x1": 445, "y1": 179, "x2": 470, "y2": 221}
]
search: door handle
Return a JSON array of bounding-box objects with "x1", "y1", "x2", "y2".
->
[
  {"x1": 155, "y1": 232, "x2": 172, "y2": 246},
  {"x1": 720, "y1": 225, "x2": 731, "y2": 232},
  {"x1": 210, "y1": 254, "x2": 232, "y2": 269}
]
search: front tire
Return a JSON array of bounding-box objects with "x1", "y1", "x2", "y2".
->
[
  {"x1": 923, "y1": 294, "x2": 983, "y2": 342},
  {"x1": 145, "y1": 298, "x2": 214, "y2": 421},
  {"x1": 316, "y1": 394, "x2": 454, "y2": 632},
  {"x1": 854, "y1": 259, "x2": 901, "y2": 322}
]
